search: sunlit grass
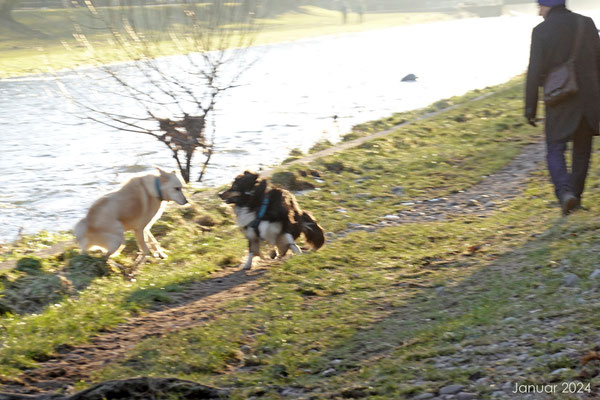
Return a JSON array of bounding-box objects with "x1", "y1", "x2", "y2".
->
[
  {"x1": 275, "y1": 78, "x2": 537, "y2": 232},
  {"x1": 3, "y1": 78, "x2": 600, "y2": 398},
  {"x1": 90, "y1": 169, "x2": 600, "y2": 398},
  {"x1": 0, "y1": 231, "x2": 72, "y2": 263},
  {"x1": 0, "y1": 81, "x2": 530, "y2": 376}
]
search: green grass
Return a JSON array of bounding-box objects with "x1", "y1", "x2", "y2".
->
[
  {"x1": 90, "y1": 173, "x2": 600, "y2": 399},
  {"x1": 275, "y1": 77, "x2": 536, "y2": 232},
  {"x1": 0, "y1": 231, "x2": 71, "y2": 263},
  {"x1": 0, "y1": 5, "x2": 455, "y2": 78},
  {"x1": 2, "y1": 77, "x2": 600, "y2": 399}
]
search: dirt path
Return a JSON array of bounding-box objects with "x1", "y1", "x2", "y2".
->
[
  {"x1": 337, "y1": 137, "x2": 546, "y2": 237},
  {"x1": 0, "y1": 266, "x2": 270, "y2": 396},
  {"x1": 0, "y1": 135, "x2": 549, "y2": 397},
  {"x1": 0, "y1": 78, "x2": 552, "y2": 396}
]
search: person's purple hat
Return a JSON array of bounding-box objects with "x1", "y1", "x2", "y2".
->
[{"x1": 538, "y1": 0, "x2": 566, "y2": 6}]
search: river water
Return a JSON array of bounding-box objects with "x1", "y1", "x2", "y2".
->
[{"x1": 0, "y1": 10, "x2": 598, "y2": 243}]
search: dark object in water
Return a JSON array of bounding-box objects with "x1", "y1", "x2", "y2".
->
[{"x1": 401, "y1": 74, "x2": 417, "y2": 82}]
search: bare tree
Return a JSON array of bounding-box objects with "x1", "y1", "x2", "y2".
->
[{"x1": 63, "y1": 0, "x2": 260, "y2": 183}]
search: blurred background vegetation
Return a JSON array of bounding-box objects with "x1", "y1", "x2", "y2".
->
[{"x1": 0, "y1": 0, "x2": 474, "y2": 78}]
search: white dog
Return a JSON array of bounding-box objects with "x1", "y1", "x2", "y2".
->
[{"x1": 74, "y1": 168, "x2": 187, "y2": 265}]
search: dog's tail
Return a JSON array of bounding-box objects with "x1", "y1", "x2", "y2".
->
[{"x1": 300, "y1": 211, "x2": 325, "y2": 250}]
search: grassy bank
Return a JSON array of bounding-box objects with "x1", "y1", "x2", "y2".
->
[
  {"x1": 0, "y1": 6, "x2": 454, "y2": 79},
  {"x1": 2, "y1": 78, "x2": 600, "y2": 399}
]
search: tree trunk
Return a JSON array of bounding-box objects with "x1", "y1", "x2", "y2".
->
[
  {"x1": 185, "y1": 150, "x2": 193, "y2": 184},
  {"x1": 197, "y1": 146, "x2": 214, "y2": 182},
  {"x1": 171, "y1": 150, "x2": 190, "y2": 184}
]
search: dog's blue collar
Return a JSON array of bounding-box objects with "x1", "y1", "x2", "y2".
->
[
  {"x1": 251, "y1": 196, "x2": 269, "y2": 229},
  {"x1": 155, "y1": 177, "x2": 164, "y2": 201}
]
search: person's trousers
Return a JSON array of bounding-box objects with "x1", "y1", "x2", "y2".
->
[{"x1": 546, "y1": 119, "x2": 594, "y2": 201}]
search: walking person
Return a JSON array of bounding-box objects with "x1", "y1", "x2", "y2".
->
[{"x1": 525, "y1": 0, "x2": 600, "y2": 215}]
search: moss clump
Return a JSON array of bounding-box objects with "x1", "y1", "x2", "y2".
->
[
  {"x1": 15, "y1": 257, "x2": 43, "y2": 274},
  {"x1": 66, "y1": 255, "x2": 110, "y2": 290},
  {"x1": 309, "y1": 140, "x2": 333, "y2": 154},
  {"x1": 196, "y1": 215, "x2": 217, "y2": 227},
  {"x1": 270, "y1": 171, "x2": 315, "y2": 191},
  {"x1": 0, "y1": 300, "x2": 13, "y2": 315},
  {"x1": 180, "y1": 204, "x2": 201, "y2": 220},
  {"x1": 1, "y1": 273, "x2": 72, "y2": 314},
  {"x1": 288, "y1": 148, "x2": 304, "y2": 157},
  {"x1": 322, "y1": 161, "x2": 345, "y2": 173}
]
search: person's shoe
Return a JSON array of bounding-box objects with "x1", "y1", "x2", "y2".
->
[
  {"x1": 560, "y1": 192, "x2": 578, "y2": 216},
  {"x1": 572, "y1": 198, "x2": 588, "y2": 212},
  {"x1": 572, "y1": 205, "x2": 588, "y2": 212}
]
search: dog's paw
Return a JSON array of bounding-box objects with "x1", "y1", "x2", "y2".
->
[
  {"x1": 269, "y1": 249, "x2": 277, "y2": 259},
  {"x1": 154, "y1": 250, "x2": 168, "y2": 259},
  {"x1": 241, "y1": 260, "x2": 253, "y2": 270},
  {"x1": 290, "y1": 243, "x2": 302, "y2": 254}
]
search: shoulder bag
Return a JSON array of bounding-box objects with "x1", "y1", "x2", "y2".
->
[{"x1": 543, "y1": 17, "x2": 585, "y2": 106}]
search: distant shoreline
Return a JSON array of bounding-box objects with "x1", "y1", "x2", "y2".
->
[{"x1": 0, "y1": 7, "x2": 457, "y2": 79}]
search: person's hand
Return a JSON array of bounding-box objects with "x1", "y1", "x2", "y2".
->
[{"x1": 525, "y1": 108, "x2": 537, "y2": 127}]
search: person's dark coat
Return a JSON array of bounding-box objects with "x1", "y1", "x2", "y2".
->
[{"x1": 525, "y1": 6, "x2": 600, "y2": 143}]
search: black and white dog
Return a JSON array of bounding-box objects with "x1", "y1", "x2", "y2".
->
[{"x1": 219, "y1": 171, "x2": 325, "y2": 270}]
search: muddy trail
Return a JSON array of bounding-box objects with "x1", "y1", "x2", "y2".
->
[
  {"x1": 0, "y1": 266, "x2": 269, "y2": 398},
  {"x1": 0, "y1": 134, "x2": 550, "y2": 398},
  {"x1": 337, "y1": 137, "x2": 546, "y2": 237}
]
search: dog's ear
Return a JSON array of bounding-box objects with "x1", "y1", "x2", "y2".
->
[
  {"x1": 171, "y1": 170, "x2": 186, "y2": 186},
  {"x1": 255, "y1": 179, "x2": 267, "y2": 195},
  {"x1": 243, "y1": 171, "x2": 259, "y2": 180},
  {"x1": 155, "y1": 166, "x2": 169, "y2": 176}
]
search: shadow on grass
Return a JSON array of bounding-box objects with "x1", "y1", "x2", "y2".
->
[
  {"x1": 310, "y1": 217, "x2": 598, "y2": 398},
  {"x1": 123, "y1": 267, "x2": 266, "y2": 312},
  {"x1": 0, "y1": 252, "x2": 109, "y2": 316}
]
